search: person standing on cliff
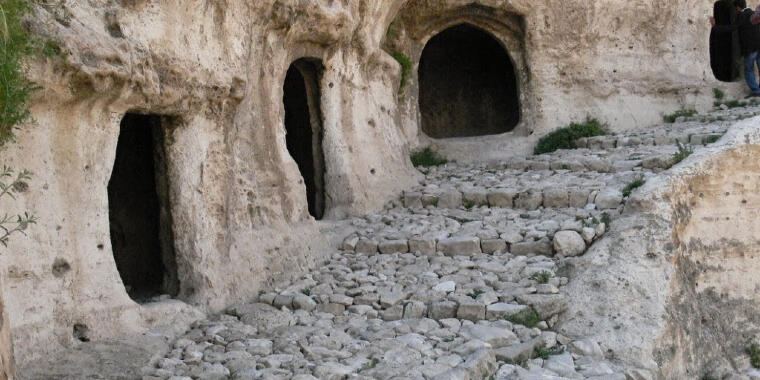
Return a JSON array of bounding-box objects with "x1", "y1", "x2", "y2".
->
[{"x1": 711, "y1": 0, "x2": 760, "y2": 97}]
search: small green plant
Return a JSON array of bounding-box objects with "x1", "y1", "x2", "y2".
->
[
  {"x1": 429, "y1": 198, "x2": 439, "y2": 207},
  {"x1": 716, "y1": 99, "x2": 749, "y2": 109},
  {"x1": 504, "y1": 307, "x2": 542, "y2": 328},
  {"x1": 702, "y1": 134, "x2": 722, "y2": 145},
  {"x1": 701, "y1": 374, "x2": 719, "y2": 380},
  {"x1": 463, "y1": 199, "x2": 477, "y2": 209},
  {"x1": 410, "y1": 147, "x2": 448, "y2": 168},
  {"x1": 529, "y1": 271, "x2": 551, "y2": 284},
  {"x1": 467, "y1": 288, "x2": 485, "y2": 299},
  {"x1": 746, "y1": 342, "x2": 760, "y2": 368},
  {"x1": 600, "y1": 212, "x2": 612, "y2": 226},
  {"x1": 713, "y1": 88, "x2": 725, "y2": 100},
  {"x1": 622, "y1": 178, "x2": 645, "y2": 197},
  {"x1": 359, "y1": 357, "x2": 379, "y2": 372},
  {"x1": 534, "y1": 118, "x2": 608, "y2": 155},
  {"x1": 0, "y1": 166, "x2": 37, "y2": 246},
  {"x1": 300, "y1": 288, "x2": 311, "y2": 296},
  {"x1": 391, "y1": 50, "x2": 412, "y2": 90},
  {"x1": 663, "y1": 109, "x2": 697, "y2": 123},
  {"x1": 385, "y1": 20, "x2": 400, "y2": 42},
  {"x1": 533, "y1": 343, "x2": 564, "y2": 360},
  {"x1": 582, "y1": 216, "x2": 599, "y2": 228},
  {"x1": 671, "y1": 142, "x2": 693, "y2": 166}
]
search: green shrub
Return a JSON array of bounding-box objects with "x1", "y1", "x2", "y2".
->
[
  {"x1": 0, "y1": 166, "x2": 37, "y2": 246},
  {"x1": 622, "y1": 178, "x2": 645, "y2": 197},
  {"x1": 534, "y1": 118, "x2": 608, "y2": 155},
  {"x1": 600, "y1": 212, "x2": 612, "y2": 226},
  {"x1": 0, "y1": 0, "x2": 57, "y2": 247},
  {"x1": 663, "y1": 109, "x2": 696, "y2": 123},
  {"x1": 529, "y1": 271, "x2": 551, "y2": 284},
  {"x1": 467, "y1": 289, "x2": 485, "y2": 299},
  {"x1": 410, "y1": 147, "x2": 448, "y2": 167},
  {"x1": 747, "y1": 342, "x2": 760, "y2": 368},
  {"x1": 702, "y1": 134, "x2": 722, "y2": 145},
  {"x1": 671, "y1": 142, "x2": 693, "y2": 166},
  {"x1": 713, "y1": 88, "x2": 725, "y2": 100},
  {"x1": 505, "y1": 307, "x2": 542, "y2": 328},
  {"x1": 391, "y1": 50, "x2": 412, "y2": 90},
  {"x1": 533, "y1": 343, "x2": 564, "y2": 360},
  {"x1": 1, "y1": 0, "x2": 40, "y2": 148},
  {"x1": 714, "y1": 99, "x2": 752, "y2": 109}
]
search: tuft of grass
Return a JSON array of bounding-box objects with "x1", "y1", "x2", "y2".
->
[
  {"x1": 463, "y1": 199, "x2": 476, "y2": 209},
  {"x1": 715, "y1": 99, "x2": 750, "y2": 109},
  {"x1": 529, "y1": 271, "x2": 551, "y2": 284},
  {"x1": 300, "y1": 288, "x2": 311, "y2": 296},
  {"x1": 702, "y1": 134, "x2": 722, "y2": 145},
  {"x1": 713, "y1": 88, "x2": 725, "y2": 100},
  {"x1": 410, "y1": 147, "x2": 448, "y2": 168},
  {"x1": 671, "y1": 142, "x2": 693, "y2": 167},
  {"x1": 386, "y1": 20, "x2": 400, "y2": 42},
  {"x1": 359, "y1": 357, "x2": 379, "y2": 372},
  {"x1": 391, "y1": 50, "x2": 412, "y2": 90},
  {"x1": 701, "y1": 375, "x2": 719, "y2": 380},
  {"x1": 600, "y1": 212, "x2": 612, "y2": 226},
  {"x1": 467, "y1": 288, "x2": 485, "y2": 299},
  {"x1": 622, "y1": 178, "x2": 645, "y2": 197},
  {"x1": 533, "y1": 343, "x2": 564, "y2": 360},
  {"x1": 534, "y1": 118, "x2": 608, "y2": 155},
  {"x1": 663, "y1": 109, "x2": 697, "y2": 124},
  {"x1": 747, "y1": 342, "x2": 760, "y2": 368},
  {"x1": 504, "y1": 307, "x2": 542, "y2": 328}
]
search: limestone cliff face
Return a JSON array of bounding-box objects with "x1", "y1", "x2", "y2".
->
[
  {"x1": 560, "y1": 119, "x2": 760, "y2": 378},
  {"x1": 390, "y1": 0, "x2": 725, "y2": 161},
  {"x1": 0, "y1": 0, "x2": 733, "y2": 366}
]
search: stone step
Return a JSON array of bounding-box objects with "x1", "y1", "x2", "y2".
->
[
  {"x1": 574, "y1": 130, "x2": 725, "y2": 150},
  {"x1": 401, "y1": 185, "x2": 627, "y2": 211},
  {"x1": 342, "y1": 220, "x2": 605, "y2": 258}
]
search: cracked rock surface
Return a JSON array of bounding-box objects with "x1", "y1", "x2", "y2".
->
[{"x1": 23, "y1": 105, "x2": 760, "y2": 380}]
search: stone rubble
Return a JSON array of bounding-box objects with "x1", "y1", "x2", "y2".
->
[{"x1": 135, "y1": 107, "x2": 759, "y2": 380}]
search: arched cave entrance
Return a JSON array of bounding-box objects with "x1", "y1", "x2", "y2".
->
[
  {"x1": 419, "y1": 24, "x2": 520, "y2": 138},
  {"x1": 108, "y1": 113, "x2": 179, "y2": 302},
  {"x1": 283, "y1": 58, "x2": 326, "y2": 220}
]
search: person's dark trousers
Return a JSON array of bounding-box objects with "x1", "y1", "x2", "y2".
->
[{"x1": 744, "y1": 51, "x2": 760, "y2": 95}]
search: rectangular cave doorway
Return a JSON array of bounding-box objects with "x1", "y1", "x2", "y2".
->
[
  {"x1": 283, "y1": 58, "x2": 326, "y2": 220},
  {"x1": 108, "y1": 113, "x2": 179, "y2": 302}
]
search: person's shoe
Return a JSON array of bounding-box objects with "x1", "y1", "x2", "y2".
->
[{"x1": 746, "y1": 93, "x2": 760, "y2": 98}]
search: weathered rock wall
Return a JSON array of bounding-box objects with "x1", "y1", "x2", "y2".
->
[
  {"x1": 388, "y1": 0, "x2": 740, "y2": 161},
  {"x1": 560, "y1": 117, "x2": 760, "y2": 379},
  {"x1": 0, "y1": 281, "x2": 13, "y2": 380},
  {"x1": 1, "y1": 0, "x2": 418, "y2": 365},
  {"x1": 0, "y1": 0, "x2": 743, "y2": 368}
]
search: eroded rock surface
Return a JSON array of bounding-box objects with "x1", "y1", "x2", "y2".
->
[{"x1": 20, "y1": 107, "x2": 754, "y2": 379}]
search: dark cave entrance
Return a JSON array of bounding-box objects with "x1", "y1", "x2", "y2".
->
[
  {"x1": 108, "y1": 113, "x2": 179, "y2": 302},
  {"x1": 419, "y1": 24, "x2": 521, "y2": 138},
  {"x1": 283, "y1": 58, "x2": 326, "y2": 220}
]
